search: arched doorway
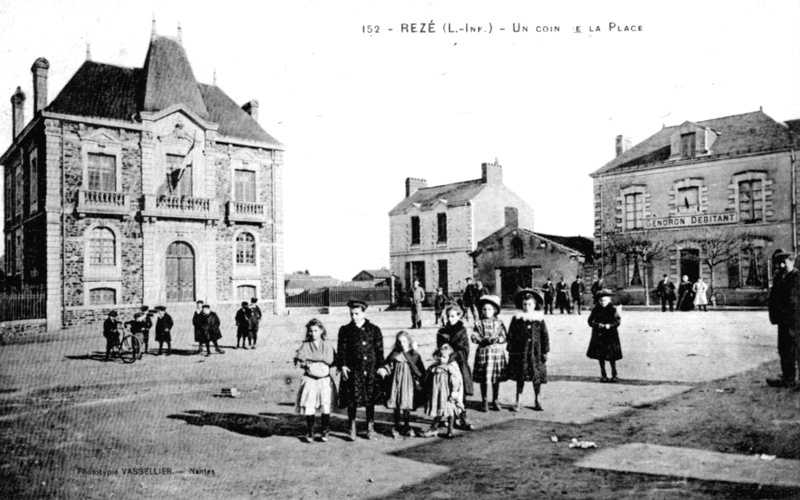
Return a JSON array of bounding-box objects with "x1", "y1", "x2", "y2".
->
[{"x1": 166, "y1": 241, "x2": 195, "y2": 302}]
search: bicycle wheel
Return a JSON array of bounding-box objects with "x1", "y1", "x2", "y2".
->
[{"x1": 120, "y1": 335, "x2": 140, "y2": 364}]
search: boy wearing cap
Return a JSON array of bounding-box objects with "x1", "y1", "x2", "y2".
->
[
  {"x1": 155, "y1": 306, "x2": 174, "y2": 355},
  {"x1": 103, "y1": 310, "x2": 122, "y2": 361},
  {"x1": 249, "y1": 297, "x2": 262, "y2": 349},
  {"x1": 199, "y1": 304, "x2": 224, "y2": 356},
  {"x1": 193, "y1": 300, "x2": 205, "y2": 354},
  {"x1": 767, "y1": 252, "x2": 800, "y2": 388},
  {"x1": 337, "y1": 300, "x2": 385, "y2": 440},
  {"x1": 235, "y1": 301, "x2": 251, "y2": 349}
]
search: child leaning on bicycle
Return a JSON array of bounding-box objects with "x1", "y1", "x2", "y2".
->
[{"x1": 103, "y1": 310, "x2": 123, "y2": 361}]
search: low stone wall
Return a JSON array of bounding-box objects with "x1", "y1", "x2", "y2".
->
[{"x1": 0, "y1": 319, "x2": 48, "y2": 345}]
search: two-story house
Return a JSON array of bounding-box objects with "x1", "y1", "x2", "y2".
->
[
  {"x1": 591, "y1": 110, "x2": 800, "y2": 305},
  {"x1": 389, "y1": 160, "x2": 535, "y2": 300},
  {"x1": 1, "y1": 26, "x2": 285, "y2": 329}
]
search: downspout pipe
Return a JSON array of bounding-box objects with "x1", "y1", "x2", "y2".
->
[{"x1": 792, "y1": 148, "x2": 797, "y2": 254}]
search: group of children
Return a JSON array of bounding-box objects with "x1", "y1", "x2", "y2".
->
[
  {"x1": 102, "y1": 305, "x2": 174, "y2": 360},
  {"x1": 293, "y1": 287, "x2": 624, "y2": 441}
]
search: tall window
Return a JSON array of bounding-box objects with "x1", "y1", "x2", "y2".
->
[
  {"x1": 680, "y1": 133, "x2": 696, "y2": 158},
  {"x1": 739, "y1": 180, "x2": 763, "y2": 222},
  {"x1": 437, "y1": 213, "x2": 447, "y2": 243},
  {"x1": 4, "y1": 171, "x2": 11, "y2": 221},
  {"x1": 29, "y1": 151, "x2": 38, "y2": 212},
  {"x1": 89, "y1": 288, "x2": 116, "y2": 305},
  {"x1": 437, "y1": 259, "x2": 448, "y2": 293},
  {"x1": 625, "y1": 193, "x2": 644, "y2": 230},
  {"x1": 89, "y1": 227, "x2": 115, "y2": 266},
  {"x1": 234, "y1": 169, "x2": 256, "y2": 202},
  {"x1": 166, "y1": 154, "x2": 192, "y2": 196},
  {"x1": 677, "y1": 186, "x2": 699, "y2": 213},
  {"x1": 411, "y1": 216, "x2": 420, "y2": 245},
  {"x1": 728, "y1": 246, "x2": 767, "y2": 288},
  {"x1": 511, "y1": 237, "x2": 524, "y2": 259},
  {"x1": 236, "y1": 232, "x2": 256, "y2": 265},
  {"x1": 87, "y1": 153, "x2": 116, "y2": 191},
  {"x1": 15, "y1": 162, "x2": 23, "y2": 216}
]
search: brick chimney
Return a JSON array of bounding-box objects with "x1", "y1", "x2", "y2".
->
[
  {"x1": 481, "y1": 158, "x2": 503, "y2": 184},
  {"x1": 405, "y1": 177, "x2": 427, "y2": 198},
  {"x1": 504, "y1": 206, "x2": 519, "y2": 229},
  {"x1": 242, "y1": 100, "x2": 259, "y2": 122},
  {"x1": 31, "y1": 57, "x2": 49, "y2": 115},
  {"x1": 11, "y1": 87, "x2": 26, "y2": 140},
  {"x1": 615, "y1": 135, "x2": 632, "y2": 157}
]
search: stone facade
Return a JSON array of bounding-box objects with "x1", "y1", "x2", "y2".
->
[
  {"x1": 1, "y1": 33, "x2": 285, "y2": 330},
  {"x1": 592, "y1": 112, "x2": 800, "y2": 305},
  {"x1": 389, "y1": 161, "x2": 535, "y2": 300}
]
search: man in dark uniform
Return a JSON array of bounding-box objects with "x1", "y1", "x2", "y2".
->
[
  {"x1": 767, "y1": 252, "x2": 800, "y2": 388},
  {"x1": 571, "y1": 276, "x2": 586, "y2": 315},
  {"x1": 462, "y1": 277, "x2": 478, "y2": 323},
  {"x1": 249, "y1": 297, "x2": 262, "y2": 349},
  {"x1": 337, "y1": 300, "x2": 385, "y2": 441},
  {"x1": 154, "y1": 305, "x2": 174, "y2": 355},
  {"x1": 200, "y1": 304, "x2": 224, "y2": 356},
  {"x1": 656, "y1": 274, "x2": 677, "y2": 312},
  {"x1": 542, "y1": 278, "x2": 555, "y2": 315}
]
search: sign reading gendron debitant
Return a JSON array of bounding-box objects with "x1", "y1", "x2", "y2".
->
[{"x1": 644, "y1": 212, "x2": 739, "y2": 229}]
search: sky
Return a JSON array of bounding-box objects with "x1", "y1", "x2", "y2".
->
[{"x1": 1, "y1": 0, "x2": 799, "y2": 280}]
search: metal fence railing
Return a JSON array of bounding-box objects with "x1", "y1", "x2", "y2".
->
[
  {"x1": 0, "y1": 293, "x2": 46, "y2": 322},
  {"x1": 286, "y1": 287, "x2": 392, "y2": 308}
]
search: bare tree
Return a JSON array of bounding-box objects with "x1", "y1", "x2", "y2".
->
[
  {"x1": 677, "y1": 229, "x2": 740, "y2": 299},
  {"x1": 608, "y1": 231, "x2": 668, "y2": 306}
]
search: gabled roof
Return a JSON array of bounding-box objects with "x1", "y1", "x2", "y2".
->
[
  {"x1": 591, "y1": 110, "x2": 798, "y2": 177},
  {"x1": 389, "y1": 179, "x2": 486, "y2": 215},
  {"x1": 475, "y1": 225, "x2": 594, "y2": 261},
  {"x1": 284, "y1": 274, "x2": 341, "y2": 290},
  {"x1": 354, "y1": 269, "x2": 393, "y2": 280},
  {"x1": 45, "y1": 36, "x2": 282, "y2": 147}
]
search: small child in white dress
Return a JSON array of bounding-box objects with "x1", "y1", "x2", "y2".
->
[{"x1": 423, "y1": 344, "x2": 465, "y2": 438}]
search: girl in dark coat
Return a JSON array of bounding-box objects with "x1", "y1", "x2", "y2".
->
[
  {"x1": 337, "y1": 300, "x2": 385, "y2": 441},
  {"x1": 436, "y1": 303, "x2": 475, "y2": 430},
  {"x1": 586, "y1": 289, "x2": 622, "y2": 382},
  {"x1": 507, "y1": 289, "x2": 549, "y2": 411},
  {"x1": 378, "y1": 331, "x2": 426, "y2": 438}
]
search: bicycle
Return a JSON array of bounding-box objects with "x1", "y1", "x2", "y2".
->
[{"x1": 108, "y1": 324, "x2": 141, "y2": 364}]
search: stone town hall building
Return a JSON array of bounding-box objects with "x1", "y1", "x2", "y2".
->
[{"x1": 1, "y1": 29, "x2": 285, "y2": 330}]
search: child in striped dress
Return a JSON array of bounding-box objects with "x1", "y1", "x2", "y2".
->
[
  {"x1": 423, "y1": 344, "x2": 465, "y2": 438},
  {"x1": 294, "y1": 318, "x2": 337, "y2": 442},
  {"x1": 471, "y1": 294, "x2": 507, "y2": 412},
  {"x1": 377, "y1": 331, "x2": 426, "y2": 439}
]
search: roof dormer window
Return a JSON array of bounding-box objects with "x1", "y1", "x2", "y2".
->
[{"x1": 680, "y1": 133, "x2": 696, "y2": 159}]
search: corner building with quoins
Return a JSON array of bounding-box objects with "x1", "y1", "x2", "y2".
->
[
  {"x1": 1, "y1": 29, "x2": 285, "y2": 330},
  {"x1": 591, "y1": 110, "x2": 800, "y2": 306}
]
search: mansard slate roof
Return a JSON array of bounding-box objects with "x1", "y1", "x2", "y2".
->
[
  {"x1": 389, "y1": 179, "x2": 487, "y2": 215},
  {"x1": 46, "y1": 36, "x2": 283, "y2": 147},
  {"x1": 591, "y1": 110, "x2": 798, "y2": 177}
]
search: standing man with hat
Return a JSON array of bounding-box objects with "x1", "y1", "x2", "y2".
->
[
  {"x1": 542, "y1": 278, "x2": 555, "y2": 315},
  {"x1": 410, "y1": 279, "x2": 426, "y2": 329},
  {"x1": 462, "y1": 277, "x2": 478, "y2": 324},
  {"x1": 199, "y1": 304, "x2": 224, "y2": 356},
  {"x1": 249, "y1": 297, "x2": 262, "y2": 349},
  {"x1": 571, "y1": 276, "x2": 586, "y2": 315},
  {"x1": 767, "y1": 252, "x2": 800, "y2": 388},
  {"x1": 154, "y1": 306, "x2": 174, "y2": 356},
  {"x1": 656, "y1": 274, "x2": 676, "y2": 312},
  {"x1": 337, "y1": 300, "x2": 385, "y2": 440}
]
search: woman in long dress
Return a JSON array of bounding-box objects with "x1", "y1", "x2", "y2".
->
[{"x1": 693, "y1": 277, "x2": 709, "y2": 311}]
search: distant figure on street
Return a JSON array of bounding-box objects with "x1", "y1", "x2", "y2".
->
[
  {"x1": 542, "y1": 278, "x2": 555, "y2": 315},
  {"x1": 103, "y1": 310, "x2": 122, "y2": 361},
  {"x1": 433, "y1": 288, "x2": 450, "y2": 326},
  {"x1": 677, "y1": 275, "x2": 694, "y2": 311},
  {"x1": 198, "y1": 304, "x2": 224, "y2": 356},
  {"x1": 693, "y1": 277, "x2": 709, "y2": 312},
  {"x1": 249, "y1": 297, "x2": 262, "y2": 348},
  {"x1": 462, "y1": 277, "x2": 478, "y2": 323},
  {"x1": 235, "y1": 301, "x2": 251, "y2": 349},
  {"x1": 411, "y1": 280, "x2": 426, "y2": 329},
  {"x1": 555, "y1": 277, "x2": 570, "y2": 314},
  {"x1": 154, "y1": 305, "x2": 173, "y2": 355},
  {"x1": 767, "y1": 252, "x2": 800, "y2": 388},
  {"x1": 586, "y1": 289, "x2": 622, "y2": 383},
  {"x1": 571, "y1": 276, "x2": 586, "y2": 315},
  {"x1": 474, "y1": 281, "x2": 487, "y2": 303},
  {"x1": 193, "y1": 300, "x2": 205, "y2": 354},
  {"x1": 656, "y1": 275, "x2": 676, "y2": 312},
  {"x1": 590, "y1": 277, "x2": 605, "y2": 304},
  {"x1": 140, "y1": 305, "x2": 153, "y2": 353},
  {"x1": 337, "y1": 300, "x2": 385, "y2": 441}
]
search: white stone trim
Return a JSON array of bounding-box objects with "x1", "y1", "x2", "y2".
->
[
  {"x1": 83, "y1": 222, "x2": 123, "y2": 281},
  {"x1": 670, "y1": 177, "x2": 707, "y2": 216},
  {"x1": 728, "y1": 170, "x2": 772, "y2": 223},
  {"x1": 232, "y1": 279, "x2": 261, "y2": 301},
  {"x1": 83, "y1": 281, "x2": 123, "y2": 306}
]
